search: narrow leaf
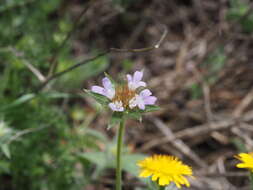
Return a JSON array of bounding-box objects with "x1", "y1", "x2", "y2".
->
[
  {"x1": 78, "y1": 152, "x2": 107, "y2": 168},
  {"x1": 104, "y1": 72, "x2": 117, "y2": 86},
  {"x1": 0, "y1": 93, "x2": 35, "y2": 111},
  {"x1": 126, "y1": 111, "x2": 142, "y2": 122},
  {"x1": 107, "y1": 112, "x2": 123, "y2": 130},
  {"x1": 1, "y1": 144, "x2": 10, "y2": 159},
  {"x1": 142, "y1": 105, "x2": 160, "y2": 113},
  {"x1": 83, "y1": 89, "x2": 110, "y2": 106}
]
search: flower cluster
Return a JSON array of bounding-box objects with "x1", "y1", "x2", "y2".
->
[
  {"x1": 137, "y1": 154, "x2": 193, "y2": 188},
  {"x1": 235, "y1": 152, "x2": 253, "y2": 172},
  {"x1": 91, "y1": 71, "x2": 157, "y2": 112}
]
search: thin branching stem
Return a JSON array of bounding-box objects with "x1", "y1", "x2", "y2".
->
[{"x1": 37, "y1": 26, "x2": 168, "y2": 91}]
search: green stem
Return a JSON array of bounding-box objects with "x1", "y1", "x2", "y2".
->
[
  {"x1": 250, "y1": 172, "x2": 253, "y2": 190},
  {"x1": 116, "y1": 117, "x2": 125, "y2": 190}
]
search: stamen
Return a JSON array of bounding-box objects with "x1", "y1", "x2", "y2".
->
[{"x1": 112, "y1": 84, "x2": 136, "y2": 109}]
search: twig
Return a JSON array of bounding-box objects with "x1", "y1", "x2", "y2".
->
[
  {"x1": 7, "y1": 126, "x2": 49, "y2": 144},
  {"x1": 149, "y1": 116, "x2": 207, "y2": 168},
  {"x1": 141, "y1": 110, "x2": 253, "y2": 151},
  {"x1": 233, "y1": 88, "x2": 253, "y2": 117},
  {"x1": 239, "y1": 123, "x2": 253, "y2": 132},
  {"x1": 37, "y1": 51, "x2": 110, "y2": 91},
  {"x1": 191, "y1": 64, "x2": 214, "y2": 121},
  {"x1": 5, "y1": 47, "x2": 46, "y2": 82},
  {"x1": 196, "y1": 172, "x2": 248, "y2": 177},
  {"x1": 231, "y1": 127, "x2": 253, "y2": 149},
  {"x1": 37, "y1": 26, "x2": 168, "y2": 91},
  {"x1": 22, "y1": 60, "x2": 46, "y2": 82},
  {"x1": 110, "y1": 25, "x2": 168, "y2": 52}
]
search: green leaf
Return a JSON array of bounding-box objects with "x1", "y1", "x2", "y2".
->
[
  {"x1": 1, "y1": 144, "x2": 11, "y2": 159},
  {"x1": 0, "y1": 160, "x2": 10, "y2": 174},
  {"x1": 55, "y1": 54, "x2": 109, "y2": 90},
  {"x1": 40, "y1": 92, "x2": 72, "y2": 99},
  {"x1": 85, "y1": 129, "x2": 108, "y2": 142},
  {"x1": 141, "y1": 105, "x2": 160, "y2": 113},
  {"x1": 226, "y1": 0, "x2": 253, "y2": 33},
  {"x1": 126, "y1": 111, "x2": 142, "y2": 121},
  {"x1": 190, "y1": 83, "x2": 202, "y2": 99},
  {"x1": 0, "y1": 93, "x2": 35, "y2": 111},
  {"x1": 108, "y1": 112, "x2": 123, "y2": 130},
  {"x1": 78, "y1": 152, "x2": 108, "y2": 168},
  {"x1": 126, "y1": 105, "x2": 160, "y2": 121},
  {"x1": 122, "y1": 154, "x2": 146, "y2": 177},
  {"x1": 84, "y1": 89, "x2": 110, "y2": 106}
]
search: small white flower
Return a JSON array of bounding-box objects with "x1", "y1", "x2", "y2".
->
[{"x1": 109, "y1": 101, "x2": 124, "y2": 112}]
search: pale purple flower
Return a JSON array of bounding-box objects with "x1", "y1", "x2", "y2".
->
[
  {"x1": 127, "y1": 70, "x2": 146, "y2": 90},
  {"x1": 90, "y1": 71, "x2": 157, "y2": 112},
  {"x1": 129, "y1": 89, "x2": 157, "y2": 110},
  {"x1": 109, "y1": 101, "x2": 124, "y2": 112},
  {"x1": 91, "y1": 77, "x2": 115, "y2": 99}
]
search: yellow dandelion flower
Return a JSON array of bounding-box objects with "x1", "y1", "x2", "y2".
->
[
  {"x1": 235, "y1": 152, "x2": 253, "y2": 172},
  {"x1": 137, "y1": 154, "x2": 193, "y2": 188}
]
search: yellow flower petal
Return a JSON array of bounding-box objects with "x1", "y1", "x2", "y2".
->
[
  {"x1": 139, "y1": 170, "x2": 152, "y2": 177},
  {"x1": 151, "y1": 174, "x2": 159, "y2": 181},
  {"x1": 159, "y1": 176, "x2": 169, "y2": 186},
  {"x1": 235, "y1": 152, "x2": 253, "y2": 173}
]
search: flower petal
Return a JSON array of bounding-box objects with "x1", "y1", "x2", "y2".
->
[
  {"x1": 133, "y1": 71, "x2": 143, "y2": 82},
  {"x1": 91, "y1": 86, "x2": 106, "y2": 96},
  {"x1": 102, "y1": 77, "x2": 113, "y2": 89},
  {"x1": 137, "y1": 100, "x2": 145, "y2": 110},
  {"x1": 140, "y1": 89, "x2": 152, "y2": 97},
  {"x1": 108, "y1": 102, "x2": 124, "y2": 112},
  {"x1": 151, "y1": 174, "x2": 160, "y2": 181},
  {"x1": 159, "y1": 176, "x2": 169, "y2": 186},
  {"x1": 139, "y1": 170, "x2": 152, "y2": 178},
  {"x1": 144, "y1": 96, "x2": 157, "y2": 105},
  {"x1": 138, "y1": 81, "x2": 146, "y2": 88},
  {"x1": 127, "y1": 74, "x2": 132, "y2": 82},
  {"x1": 127, "y1": 71, "x2": 146, "y2": 90},
  {"x1": 102, "y1": 77, "x2": 115, "y2": 99}
]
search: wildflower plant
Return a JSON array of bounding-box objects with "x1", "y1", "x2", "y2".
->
[
  {"x1": 137, "y1": 154, "x2": 193, "y2": 190},
  {"x1": 85, "y1": 70, "x2": 159, "y2": 190}
]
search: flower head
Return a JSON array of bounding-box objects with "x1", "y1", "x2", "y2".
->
[
  {"x1": 137, "y1": 155, "x2": 193, "y2": 188},
  {"x1": 91, "y1": 71, "x2": 157, "y2": 112},
  {"x1": 235, "y1": 152, "x2": 253, "y2": 172}
]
